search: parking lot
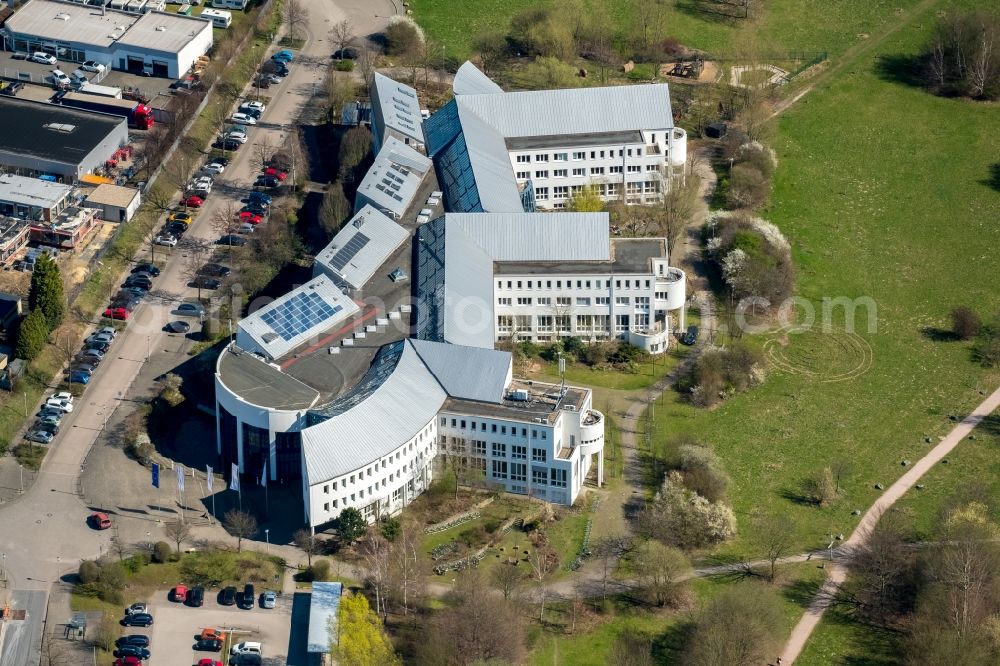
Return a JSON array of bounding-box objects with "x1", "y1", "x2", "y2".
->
[
  {"x1": 137, "y1": 590, "x2": 296, "y2": 666},
  {"x1": 0, "y1": 51, "x2": 178, "y2": 100}
]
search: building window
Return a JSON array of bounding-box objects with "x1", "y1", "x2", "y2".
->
[
  {"x1": 550, "y1": 468, "x2": 567, "y2": 488},
  {"x1": 511, "y1": 445, "x2": 527, "y2": 459},
  {"x1": 532, "y1": 467, "x2": 548, "y2": 485},
  {"x1": 556, "y1": 296, "x2": 571, "y2": 306},
  {"x1": 627, "y1": 165, "x2": 642, "y2": 173},
  {"x1": 532, "y1": 448, "x2": 547, "y2": 462},
  {"x1": 535, "y1": 187, "x2": 549, "y2": 200},
  {"x1": 646, "y1": 164, "x2": 658, "y2": 172},
  {"x1": 575, "y1": 297, "x2": 591, "y2": 306},
  {"x1": 492, "y1": 442, "x2": 507, "y2": 457},
  {"x1": 535, "y1": 153, "x2": 549, "y2": 162},
  {"x1": 537, "y1": 297, "x2": 551, "y2": 306},
  {"x1": 553, "y1": 169, "x2": 568, "y2": 178},
  {"x1": 635, "y1": 296, "x2": 650, "y2": 308},
  {"x1": 572, "y1": 168, "x2": 586, "y2": 177},
  {"x1": 535, "y1": 170, "x2": 549, "y2": 179},
  {"x1": 516, "y1": 171, "x2": 529, "y2": 179},
  {"x1": 616, "y1": 296, "x2": 630, "y2": 306},
  {"x1": 511, "y1": 462, "x2": 526, "y2": 482},
  {"x1": 492, "y1": 460, "x2": 508, "y2": 479},
  {"x1": 615, "y1": 314, "x2": 631, "y2": 331},
  {"x1": 592, "y1": 167, "x2": 605, "y2": 175},
  {"x1": 609, "y1": 165, "x2": 623, "y2": 174},
  {"x1": 497, "y1": 315, "x2": 513, "y2": 333},
  {"x1": 553, "y1": 186, "x2": 569, "y2": 199},
  {"x1": 474, "y1": 440, "x2": 487, "y2": 456},
  {"x1": 554, "y1": 152, "x2": 568, "y2": 161},
  {"x1": 595, "y1": 296, "x2": 609, "y2": 306},
  {"x1": 516, "y1": 154, "x2": 531, "y2": 163},
  {"x1": 572, "y1": 151, "x2": 585, "y2": 160},
  {"x1": 517, "y1": 297, "x2": 532, "y2": 306}
]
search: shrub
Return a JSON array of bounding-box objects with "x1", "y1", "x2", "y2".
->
[
  {"x1": 686, "y1": 343, "x2": 766, "y2": 407},
  {"x1": 181, "y1": 550, "x2": 238, "y2": 587},
  {"x1": 727, "y1": 163, "x2": 770, "y2": 209},
  {"x1": 15, "y1": 309, "x2": 47, "y2": 361},
  {"x1": 384, "y1": 16, "x2": 424, "y2": 58},
  {"x1": 641, "y1": 472, "x2": 736, "y2": 549},
  {"x1": 152, "y1": 541, "x2": 172, "y2": 564},
  {"x1": 677, "y1": 444, "x2": 730, "y2": 502},
  {"x1": 484, "y1": 516, "x2": 503, "y2": 534},
  {"x1": 310, "y1": 559, "x2": 331, "y2": 582},
  {"x1": 78, "y1": 560, "x2": 99, "y2": 584},
  {"x1": 379, "y1": 517, "x2": 401, "y2": 541},
  {"x1": 708, "y1": 211, "x2": 794, "y2": 310},
  {"x1": 335, "y1": 59, "x2": 354, "y2": 72},
  {"x1": 951, "y1": 307, "x2": 981, "y2": 340},
  {"x1": 802, "y1": 466, "x2": 839, "y2": 506},
  {"x1": 123, "y1": 553, "x2": 148, "y2": 573}
]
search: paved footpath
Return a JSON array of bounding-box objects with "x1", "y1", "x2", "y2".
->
[{"x1": 780, "y1": 385, "x2": 1000, "y2": 663}]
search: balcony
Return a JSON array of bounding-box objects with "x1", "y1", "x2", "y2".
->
[
  {"x1": 645, "y1": 144, "x2": 662, "y2": 155},
  {"x1": 579, "y1": 409, "x2": 605, "y2": 456}
]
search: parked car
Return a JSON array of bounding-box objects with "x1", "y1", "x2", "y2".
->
[
  {"x1": 201, "y1": 628, "x2": 227, "y2": 642},
  {"x1": 230, "y1": 113, "x2": 257, "y2": 126},
  {"x1": 165, "y1": 320, "x2": 191, "y2": 334},
  {"x1": 113, "y1": 646, "x2": 150, "y2": 660},
  {"x1": 51, "y1": 391, "x2": 74, "y2": 403},
  {"x1": 272, "y1": 49, "x2": 294, "y2": 62},
  {"x1": 194, "y1": 639, "x2": 222, "y2": 652},
  {"x1": 175, "y1": 302, "x2": 205, "y2": 316},
  {"x1": 209, "y1": 156, "x2": 230, "y2": 167},
  {"x1": 258, "y1": 73, "x2": 282, "y2": 85},
  {"x1": 96, "y1": 326, "x2": 117, "y2": 339},
  {"x1": 240, "y1": 100, "x2": 265, "y2": 114},
  {"x1": 124, "y1": 276, "x2": 152, "y2": 291},
  {"x1": 124, "y1": 603, "x2": 147, "y2": 615},
  {"x1": 70, "y1": 69, "x2": 89, "y2": 85},
  {"x1": 180, "y1": 196, "x2": 204, "y2": 208},
  {"x1": 167, "y1": 212, "x2": 193, "y2": 225},
  {"x1": 220, "y1": 586, "x2": 238, "y2": 606},
  {"x1": 190, "y1": 175, "x2": 214, "y2": 190},
  {"x1": 681, "y1": 325, "x2": 699, "y2": 346},
  {"x1": 199, "y1": 263, "x2": 231, "y2": 277},
  {"x1": 214, "y1": 138, "x2": 242, "y2": 151},
  {"x1": 241, "y1": 584, "x2": 255, "y2": 609},
  {"x1": 115, "y1": 635, "x2": 150, "y2": 648},
  {"x1": 239, "y1": 212, "x2": 263, "y2": 225},
  {"x1": 231, "y1": 641, "x2": 262, "y2": 655},
  {"x1": 223, "y1": 130, "x2": 248, "y2": 144},
  {"x1": 166, "y1": 221, "x2": 189, "y2": 237},
  {"x1": 113, "y1": 657, "x2": 141, "y2": 666},
  {"x1": 25, "y1": 430, "x2": 54, "y2": 444},
  {"x1": 69, "y1": 364, "x2": 95, "y2": 377},
  {"x1": 332, "y1": 47, "x2": 358, "y2": 60},
  {"x1": 238, "y1": 223, "x2": 255, "y2": 235},
  {"x1": 192, "y1": 276, "x2": 221, "y2": 289},
  {"x1": 186, "y1": 585, "x2": 205, "y2": 607},
  {"x1": 201, "y1": 162, "x2": 225, "y2": 175},
  {"x1": 261, "y1": 590, "x2": 276, "y2": 609},
  {"x1": 197, "y1": 660, "x2": 223, "y2": 666},
  {"x1": 254, "y1": 175, "x2": 279, "y2": 188},
  {"x1": 86, "y1": 339, "x2": 112, "y2": 353},
  {"x1": 50, "y1": 69, "x2": 71, "y2": 87},
  {"x1": 231, "y1": 655, "x2": 262, "y2": 666},
  {"x1": 154, "y1": 234, "x2": 178, "y2": 247},
  {"x1": 37, "y1": 414, "x2": 62, "y2": 428},
  {"x1": 35, "y1": 422, "x2": 59, "y2": 436},
  {"x1": 171, "y1": 584, "x2": 187, "y2": 602},
  {"x1": 247, "y1": 192, "x2": 272, "y2": 204},
  {"x1": 103, "y1": 307, "x2": 130, "y2": 321},
  {"x1": 81, "y1": 60, "x2": 106, "y2": 73},
  {"x1": 120, "y1": 613, "x2": 153, "y2": 627},
  {"x1": 217, "y1": 235, "x2": 247, "y2": 246},
  {"x1": 78, "y1": 348, "x2": 104, "y2": 361},
  {"x1": 45, "y1": 397, "x2": 73, "y2": 413},
  {"x1": 241, "y1": 206, "x2": 267, "y2": 218},
  {"x1": 90, "y1": 512, "x2": 112, "y2": 530},
  {"x1": 263, "y1": 167, "x2": 288, "y2": 180},
  {"x1": 31, "y1": 52, "x2": 57, "y2": 65}
]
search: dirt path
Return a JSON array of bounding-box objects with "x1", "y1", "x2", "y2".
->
[
  {"x1": 768, "y1": 0, "x2": 944, "y2": 119},
  {"x1": 780, "y1": 385, "x2": 1000, "y2": 663}
]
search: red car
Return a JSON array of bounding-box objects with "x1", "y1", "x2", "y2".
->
[
  {"x1": 238, "y1": 211, "x2": 263, "y2": 224},
  {"x1": 172, "y1": 584, "x2": 187, "y2": 602},
  {"x1": 103, "y1": 307, "x2": 130, "y2": 320},
  {"x1": 197, "y1": 660, "x2": 222, "y2": 666},
  {"x1": 181, "y1": 195, "x2": 204, "y2": 208},
  {"x1": 114, "y1": 658, "x2": 141, "y2": 666},
  {"x1": 264, "y1": 167, "x2": 287, "y2": 180},
  {"x1": 90, "y1": 512, "x2": 112, "y2": 529}
]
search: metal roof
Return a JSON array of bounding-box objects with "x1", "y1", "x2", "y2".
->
[
  {"x1": 371, "y1": 72, "x2": 425, "y2": 146},
  {"x1": 116, "y1": 10, "x2": 213, "y2": 54},
  {"x1": 409, "y1": 338, "x2": 511, "y2": 403},
  {"x1": 6, "y1": 0, "x2": 139, "y2": 49},
  {"x1": 453, "y1": 61, "x2": 504, "y2": 96},
  {"x1": 236, "y1": 275, "x2": 360, "y2": 361},
  {"x1": 84, "y1": 184, "x2": 139, "y2": 208},
  {"x1": 307, "y1": 582, "x2": 343, "y2": 653},
  {"x1": 449, "y1": 212, "x2": 610, "y2": 261},
  {"x1": 216, "y1": 347, "x2": 320, "y2": 411},
  {"x1": 0, "y1": 96, "x2": 127, "y2": 167},
  {"x1": 354, "y1": 136, "x2": 432, "y2": 218},
  {"x1": 313, "y1": 205, "x2": 410, "y2": 290},
  {"x1": 0, "y1": 174, "x2": 73, "y2": 209}
]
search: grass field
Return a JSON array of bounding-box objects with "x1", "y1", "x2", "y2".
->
[
  {"x1": 647, "y1": 0, "x2": 1000, "y2": 560},
  {"x1": 411, "y1": 0, "x2": 928, "y2": 62}
]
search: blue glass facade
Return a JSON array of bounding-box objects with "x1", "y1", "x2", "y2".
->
[{"x1": 423, "y1": 100, "x2": 485, "y2": 213}]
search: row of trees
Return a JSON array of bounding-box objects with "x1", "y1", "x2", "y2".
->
[
  {"x1": 921, "y1": 10, "x2": 1000, "y2": 100},
  {"x1": 16, "y1": 255, "x2": 66, "y2": 361},
  {"x1": 707, "y1": 210, "x2": 795, "y2": 314}
]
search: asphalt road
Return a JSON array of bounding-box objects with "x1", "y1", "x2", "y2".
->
[{"x1": 0, "y1": 0, "x2": 396, "y2": 661}]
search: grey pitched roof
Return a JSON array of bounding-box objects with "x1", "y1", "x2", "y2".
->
[
  {"x1": 372, "y1": 72, "x2": 425, "y2": 146},
  {"x1": 455, "y1": 106, "x2": 525, "y2": 212},
  {"x1": 454, "y1": 61, "x2": 504, "y2": 96},
  {"x1": 409, "y1": 338, "x2": 511, "y2": 403},
  {"x1": 354, "y1": 136, "x2": 432, "y2": 218},
  {"x1": 313, "y1": 204, "x2": 410, "y2": 289},
  {"x1": 448, "y1": 212, "x2": 610, "y2": 262}
]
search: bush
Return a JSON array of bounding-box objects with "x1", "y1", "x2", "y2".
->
[
  {"x1": 727, "y1": 164, "x2": 770, "y2": 209},
  {"x1": 384, "y1": 17, "x2": 424, "y2": 58},
  {"x1": 181, "y1": 550, "x2": 238, "y2": 587},
  {"x1": 310, "y1": 559, "x2": 331, "y2": 582},
  {"x1": 335, "y1": 59, "x2": 354, "y2": 72},
  {"x1": 483, "y1": 516, "x2": 503, "y2": 534},
  {"x1": 802, "y1": 466, "x2": 839, "y2": 506},
  {"x1": 123, "y1": 553, "x2": 148, "y2": 573},
  {"x1": 951, "y1": 307, "x2": 981, "y2": 340},
  {"x1": 677, "y1": 444, "x2": 730, "y2": 503},
  {"x1": 641, "y1": 472, "x2": 736, "y2": 549},
  {"x1": 380, "y1": 517, "x2": 401, "y2": 541},
  {"x1": 708, "y1": 211, "x2": 794, "y2": 312},
  {"x1": 78, "y1": 560, "x2": 99, "y2": 584},
  {"x1": 152, "y1": 541, "x2": 172, "y2": 564},
  {"x1": 686, "y1": 342, "x2": 765, "y2": 408}
]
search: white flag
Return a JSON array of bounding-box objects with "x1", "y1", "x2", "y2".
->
[
  {"x1": 260, "y1": 462, "x2": 267, "y2": 488},
  {"x1": 176, "y1": 465, "x2": 185, "y2": 492},
  {"x1": 230, "y1": 463, "x2": 240, "y2": 492},
  {"x1": 206, "y1": 465, "x2": 213, "y2": 493}
]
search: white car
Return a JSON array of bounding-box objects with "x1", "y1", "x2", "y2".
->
[
  {"x1": 80, "y1": 61, "x2": 106, "y2": 73},
  {"x1": 45, "y1": 398, "x2": 73, "y2": 413},
  {"x1": 240, "y1": 101, "x2": 265, "y2": 114},
  {"x1": 202, "y1": 163, "x2": 225, "y2": 175},
  {"x1": 154, "y1": 235, "x2": 178, "y2": 247},
  {"x1": 223, "y1": 130, "x2": 248, "y2": 144},
  {"x1": 231, "y1": 641, "x2": 262, "y2": 656},
  {"x1": 31, "y1": 52, "x2": 57, "y2": 65},
  {"x1": 50, "y1": 391, "x2": 74, "y2": 404},
  {"x1": 229, "y1": 113, "x2": 257, "y2": 126},
  {"x1": 50, "y1": 69, "x2": 71, "y2": 87},
  {"x1": 71, "y1": 69, "x2": 89, "y2": 85}
]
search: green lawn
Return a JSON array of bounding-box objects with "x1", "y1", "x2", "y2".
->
[
  {"x1": 412, "y1": 0, "x2": 927, "y2": 62},
  {"x1": 649, "y1": 0, "x2": 1000, "y2": 559}
]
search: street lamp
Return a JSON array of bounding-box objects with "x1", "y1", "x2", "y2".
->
[
  {"x1": 264, "y1": 529, "x2": 269, "y2": 555},
  {"x1": 18, "y1": 465, "x2": 22, "y2": 494}
]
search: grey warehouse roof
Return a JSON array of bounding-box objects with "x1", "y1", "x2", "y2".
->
[
  {"x1": 0, "y1": 96, "x2": 127, "y2": 166},
  {"x1": 453, "y1": 61, "x2": 504, "y2": 96},
  {"x1": 116, "y1": 11, "x2": 213, "y2": 53},
  {"x1": 313, "y1": 205, "x2": 410, "y2": 290},
  {"x1": 6, "y1": 0, "x2": 140, "y2": 49},
  {"x1": 372, "y1": 72, "x2": 425, "y2": 146},
  {"x1": 0, "y1": 174, "x2": 73, "y2": 209},
  {"x1": 354, "y1": 136, "x2": 432, "y2": 219}
]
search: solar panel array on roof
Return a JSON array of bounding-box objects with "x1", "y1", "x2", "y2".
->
[
  {"x1": 260, "y1": 291, "x2": 342, "y2": 342},
  {"x1": 328, "y1": 232, "x2": 371, "y2": 272}
]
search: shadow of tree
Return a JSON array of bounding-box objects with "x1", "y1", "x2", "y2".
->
[
  {"x1": 980, "y1": 414, "x2": 1000, "y2": 438},
  {"x1": 874, "y1": 54, "x2": 925, "y2": 88},
  {"x1": 652, "y1": 617, "x2": 697, "y2": 663},
  {"x1": 783, "y1": 575, "x2": 822, "y2": 608},
  {"x1": 920, "y1": 326, "x2": 959, "y2": 342},
  {"x1": 983, "y1": 163, "x2": 1000, "y2": 193}
]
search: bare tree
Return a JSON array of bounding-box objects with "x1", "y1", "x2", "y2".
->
[
  {"x1": 109, "y1": 525, "x2": 129, "y2": 562},
  {"x1": 491, "y1": 561, "x2": 523, "y2": 600},
  {"x1": 356, "y1": 47, "x2": 378, "y2": 94},
  {"x1": 358, "y1": 532, "x2": 391, "y2": 618},
  {"x1": 389, "y1": 523, "x2": 422, "y2": 616},
  {"x1": 181, "y1": 245, "x2": 211, "y2": 300},
  {"x1": 250, "y1": 138, "x2": 277, "y2": 175},
  {"x1": 294, "y1": 529, "x2": 320, "y2": 567},
  {"x1": 211, "y1": 202, "x2": 242, "y2": 249},
  {"x1": 284, "y1": 0, "x2": 307, "y2": 43},
  {"x1": 330, "y1": 20, "x2": 354, "y2": 59},
  {"x1": 628, "y1": 540, "x2": 690, "y2": 607},
  {"x1": 529, "y1": 545, "x2": 557, "y2": 622},
  {"x1": 163, "y1": 520, "x2": 191, "y2": 556},
  {"x1": 751, "y1": 514, "x2": 796, "y2": 581},
  {"x1": 223, "y1": 509, "x2": 257, "y2": 552},
  {"x1": 594, "y1": 535, "x2": 630, "y2": 601}
]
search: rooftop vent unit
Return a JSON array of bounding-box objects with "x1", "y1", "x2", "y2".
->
[
  {"x1": 261, "y1": 332, "x2": 279, "y2": 343},
  {"x1": 508, "y1": 389, "x2": 529, "y2": 402},
  {"x1": 43, "y1": 123, "x2": 77, "y2": 133},
  {"x1": 54, "y1": 12, "x2": 71, "y2": 20},
  {"x1": 563, "y1": 404, "x2": 577, "y2": 412},
  {"x1": 155, "y1": 26, "x2": 167, "y2": 32}
]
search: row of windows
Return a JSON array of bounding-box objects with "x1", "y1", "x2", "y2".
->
[
  {"x1": 444, "y1": 437, "x2": 548, "y2": 462},
  {"x1": 497, "y1": 313, "x2": 650, "y2": 332},
  {"x1": 320, "y1": 425, "x2": 433, "y2": 495},
  {"x1": 322, "y1": 482, "x2": 411, "y2": 514},
  {"x1": 498, "y1": 296, "x2": 650, "y2": 308},
  {"x1": 518, "y1": 164, "x2": 659, "y2": 181},
  {"x1": 497, "y1": 278, "x2": 652, "y2": 291},
  {"x1": 493, "y1": 463, "x2": 565, "y2": 487},
  {"x1": 514, "y1": 143, "x2": 662, "y2": 164},
  {"x1": 440, "y1": 416, "x2": 550, "y2": 440}
]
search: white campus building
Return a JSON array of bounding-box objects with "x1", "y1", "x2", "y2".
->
[
  {"x1": 369, "y1": 72, "x2": 425, "y2": 154},
  {"x1": 415, "y1": 212, "x2": 687, "y2": 354},
  {"x1": 424, "y1": 62, "x2": 687, "y2": 213}
]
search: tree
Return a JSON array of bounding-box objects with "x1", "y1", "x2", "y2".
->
[
  {"x1": 78, "y1": 560, "x2": 99, "y2": 584},
  {"x1": 284, "y1": 0, "x2": 307, "y2": 42},
  {"x1": 474, "y1": 31, "x2": 508, "y2": 74},
  {"x1": 356, "y1": 47, "x2": 378, "y2": 95},
  {"x1": 181, "y1": 245, "x2": 211, "y2": 300},
  {"x1": 28, "y1": 254, "x2": 65, "y2": 331},
  {"x1": 594, "y1": 535, "x2": 630, "y2": 601},
  {"x1": 492, "y1": 561, "x2": 523, "y2": 600},
  {"x1": 752, "y1": 514, "x2": 796, "y2": 581},
  {"x1": 334, "y1": 593, "x2": 399, "y2": 666},
  {"x1": 521, "y1": 56, "x2": 578, "y2": 89},
  {"x1": 16, "y1": 309, "x2": 48, "y2": 361},
  {"x1": 338, "y1": 126, "x2": 372, "y2": 181},
  {"x1": 628, "y1": 540, "x2": 690, "y2": 607},
  {"x1": 727, "y1": 163, "x2": 770, "y2": 210},
  {"x1": 847, "y1": 513, "x2": 915, "y2": 623},
  {"x1": 802, "y1": 466, "x2": 838, "y2": 507},
  {"x1": 152, "y1": 541, "x2": 172, "y2": 564},
  {"x1": 640, "y1": 472, "x2": 737, "y2": 549},
  {"x1": 529, "y1": 543, "x2": 558, "y2": 621},
  {"x1": 608, "y1": 627, "x2": 654, "y2": 666},
  {"x1": 389, "y1": 523, "x2": 422, "y2": 616},
  {"x1": 164, "y1": 520, "x2": 191, "y2": 555},
  {"x1": 331, "y1": 20, "x2": 355, "y2": 59},
  {"x1": 677, "y1": 443, "x2": 730, "y2": 503},
  {"x1": 358, "y1": 532, "x2": 391, "y2": 617},
  {"x1": 337, "y1": 507, "x2": 366, "y2": 544},
  {"x1": 325, "y1": 71, "x2": 357, "y2": 120},
  {"x1": 568, "y1": 184, "x2": 604, "y2": 211},
  {"x1": 294, "y1": 528, "x2": 320, "y2": 567},
  {"x1": 319, "y1": 183, "x2": 351, "y2": 237},
  {"x1": 384, "y1": 17, "x2": 424, "y2": 58},
  {"x1": 683, "y1": 584, "x2": 785, "y2": 666},
  {"x1": 223, "y1": 509, "x2": 257, "y2": 552},
  {"x1": 211, "y1": 202, "x2": 242, "y2": 248},
  {"x1": 951, "y1": 306, "x2": 982, "y2": 340}
]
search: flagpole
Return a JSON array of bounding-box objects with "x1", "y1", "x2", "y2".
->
[
  {"x1": 207, "y1": 465, "x2": 216, "y2": 525},
  {"x1": 265, "y1": 465, "x2": 269, "y2": 518}
]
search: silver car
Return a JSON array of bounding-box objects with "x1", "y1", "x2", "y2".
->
[{"x1": 261, "y1": 590, "x2": 276, "y2": 609}]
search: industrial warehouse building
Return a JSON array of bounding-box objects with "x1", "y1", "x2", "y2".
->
[
  {"x1": 0, "y1": 97, "x2": 129, "y2": 184},
  {"x1": 2, "y1": 0, "x2": 214, "y2": 79}
]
